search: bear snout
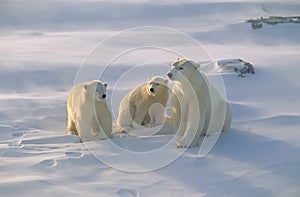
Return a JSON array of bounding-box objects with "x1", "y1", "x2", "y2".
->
[
  {"x1": 102, "y1": 94, "x2": 106, "y2": 99},
  {"x1": 167, "y1": 72, "x2": 173, "y2": 79},
  {"x1": 150, "y1": 88, "x2": 155, "y2": 93}
]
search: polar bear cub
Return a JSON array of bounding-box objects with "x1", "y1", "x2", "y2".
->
[
  {"x1": 167, "y1": 58, "x2": 231, "y2": 148},
  {"x1": 117, "y1": 76, "x2": 169, "y2": 132},
  {"x1": 67, "y1": 80, "x2": 112, "y2": 141}
]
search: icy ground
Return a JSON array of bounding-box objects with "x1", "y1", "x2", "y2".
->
[{"x1": 1, "y1": 0, "x2": 300, "y2": 196}]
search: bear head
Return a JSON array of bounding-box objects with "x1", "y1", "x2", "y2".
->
[
  {"x1": 84, "y1": 80, "x2": 108, "y2": 102},
  {"x1": 167, "y1": 58, "x2": 200, "y2": 81},
  {"x1": 146, "y1": 76, "x2": 168, "y2": 96}
]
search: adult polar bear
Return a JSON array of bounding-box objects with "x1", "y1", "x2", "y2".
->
[
  {"x1": 117, "y1": 76, "x2": 169, "y2": 132},
  {"x1": 167, "y1": 58, "x2": 231, "y2": 148},
  {"x1": 67, "y1": 80, "x2": 112, "y2": 141}
]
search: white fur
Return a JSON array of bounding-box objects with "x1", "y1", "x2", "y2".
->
[
  {"x1": 117, "y1": 76, "x2": 169, "y2": 132},
  {"x1": 67, "y1": 80, "x2": 112, "y2": 141},
  {"x1": 167, "y1": 58, "x2": 232, "y2": 148}
]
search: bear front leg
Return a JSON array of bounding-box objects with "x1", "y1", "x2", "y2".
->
[
  {"x1": 76, "y1": 118, "x2": 93, "y2": 142},
  {"x1": 97, "y1": 114, "x2": 112, "y2": 139},
  {"x1": 176, "y1": 120, "x2": 203, "y2": 148},
  {"x1": 132, "y1": 106, "x2": 148, "y2": 127},
  {"x1": 67, "y1": 117, "x2": 78, "y2": 135},
  {"x1": 176, "y1": 104, "x2": 203, "y2": 148},
  {"x1": 91, "y1": 119, "x2": 107, "y2": 140},
  {"x1": 174, "y1": 101, "x2": 188, "y2": 137},
  {"x1": 175, "y1": 118, "x2": 187, "y2": 137},
  {"x1": 118, "y1": 106, "x2": 135, "y2": 132},
  {"x1": 147, "y1": 103, "x2": 165, "y2": 127}
]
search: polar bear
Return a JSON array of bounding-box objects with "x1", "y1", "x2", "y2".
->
[
  {"x1": 117, "y1": 76, "x2": 169, "y2": 132},
  {"x1": 167, "y1": 58, "x2": 231, "y2": 148},
  {"x1": 67, "y1": 80, "x2": 112, "y2": 141}
]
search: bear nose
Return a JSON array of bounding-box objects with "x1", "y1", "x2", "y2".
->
[
  {"x1": 167, "y1": 72, "x2": 173, "y2": 79},
  {"x1": 102, "y1": 94, "x2": 106, "y2": 99},
  {"x1": 150, "y1": 88, "x2": 154, "y2": 93}
]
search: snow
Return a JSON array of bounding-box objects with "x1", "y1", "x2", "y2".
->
[{"x1": 1, "y1": 0, "x2": 300, "y2": 196}]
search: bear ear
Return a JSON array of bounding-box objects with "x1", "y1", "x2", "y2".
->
[
  {"x1": 103, "y1": 82, "x2": 108, "y2": 88},
  {"x1": 148, "y1": 77, "x2": 152, "y2": 81},
  {"x1": 84, "y1": 84, "x2": 89, "y2": 90}
]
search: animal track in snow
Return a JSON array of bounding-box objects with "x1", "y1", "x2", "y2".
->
[
  {"x1": 64, "y1": 151, "x2": 84, "y2": 158},
  {"x1": 36, "y1": 159, "x2": 58, "y2": 168},
  {"x1": 8, "y1": 139, "x2": 23, "y2": 148}
]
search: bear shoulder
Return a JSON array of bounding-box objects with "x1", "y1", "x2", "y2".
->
[{"x1": 129, "y1": 83, "x2": 149, "y2": 101}]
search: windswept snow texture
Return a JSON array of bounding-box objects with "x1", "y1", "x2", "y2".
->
[{"x1": 1, "y1": 0, "x2": 300, "y2": 196}]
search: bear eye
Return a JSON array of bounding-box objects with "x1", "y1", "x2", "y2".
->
[
  {"x1": 156, "y1": 83, "x2": 159, "y2": 85},
  {"x1": 179, "y1": 67, "x2": 184, "y2": 70}
]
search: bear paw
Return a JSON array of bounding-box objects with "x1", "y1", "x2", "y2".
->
[
  {"x1": 176, "y1": 137, "x2": 191, "y2": 148},
  {"x1": 176, "y1": 136, "x2": 199, "y2": 148},
  {"x1": 176, "y1": 139, "x2": 187, "y2": 148},
  {"x1": 120, "y1": 126, "x2": 133, "y2": 133}
]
